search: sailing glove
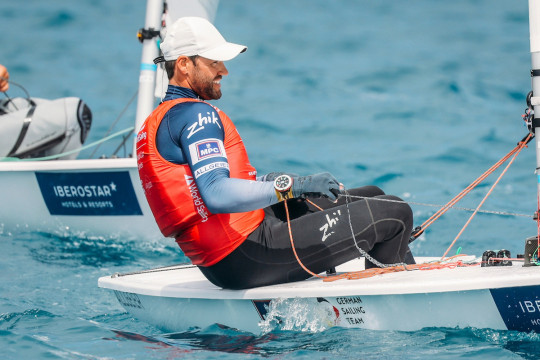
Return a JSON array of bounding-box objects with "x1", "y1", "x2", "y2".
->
[{"x1": 292, "y1": 172, "x2": 341, "y2": 201}]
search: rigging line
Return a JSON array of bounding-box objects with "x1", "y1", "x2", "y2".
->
[
  {"x1": 419, "y1": 146, "x2": 521, "y2": 230},
  {"x1": 112, "y1": 263, "x2": 196, "y2": 278},
  {"x1": 409, "y1": 134, "x2": 534, "y2": 239},
  {"x1": 0, "y1": 126, "x2": 134, "y2": 162},
  {"x1": 292, "y1": 194, "x2": 480, "y2": 281},
  {"x1": 441, "y1": 132, "x2": 532, "y2": 259},
  {"x1": 342, "y1": 194, "x2": 533, "y2": 218},
  {"x1": 284, "y1": 199, "x2": 324, "y2": 279},
  {"x1": 342, "y1": 187, "x2": 408, "y2": 268},
  {"x1": 308, "y1": 193, "x2": 405, "y2": 268},
  {"x1": 286, "y1": 192, "x2": 408, "y2": 281},
  {"x1": 1, "y1": 78, "x2": 33, "y2": 111},
  {"x1": 537, "y1": 185, "x2": 540, "y2": 250},
  {"x1": 89, "y1": 90, "x2": 138, "y2": 159}
]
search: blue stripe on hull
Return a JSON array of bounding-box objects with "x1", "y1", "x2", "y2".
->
[{"x1": 490, "y1": 285, "x2": 540, "y2": 332}]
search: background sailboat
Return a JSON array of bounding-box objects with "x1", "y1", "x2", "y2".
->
[{"x1": 0, "y1": 0, "x2": 218, "y2": 240}]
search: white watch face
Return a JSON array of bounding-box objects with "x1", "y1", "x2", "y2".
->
[{"x1": 274, "y1": 175, "x2": 292, "y2": 192}]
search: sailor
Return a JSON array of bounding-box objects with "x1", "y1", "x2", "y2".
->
[
  {"x1": 0, "y1": 64, "x2": 9, "y2": 92},
  {"x1": 137, "y1": 17, "x2": 415, "y2": 290}
]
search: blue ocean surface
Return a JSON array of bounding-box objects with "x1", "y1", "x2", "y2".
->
[{"x1": 1, "y1": 0, "x2": 540, "y2": 358}]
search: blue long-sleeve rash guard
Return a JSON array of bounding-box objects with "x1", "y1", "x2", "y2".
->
[{"x1": 156, "y1": 85, "x2": 277, "y2": 214}]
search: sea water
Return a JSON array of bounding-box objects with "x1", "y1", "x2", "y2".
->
[{"x1": 1, "y1": 0, "x2": 539, "y2": 358}]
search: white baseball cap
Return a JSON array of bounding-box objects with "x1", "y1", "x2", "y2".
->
[{"x1": 156, "y1": 17, "x2": 247, "y2": 63}]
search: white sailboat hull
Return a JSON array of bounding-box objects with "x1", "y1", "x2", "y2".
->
[
  {"x1": 0, "y1": 158, "x2": 161, "y2": 239},
  {"x1": 98, "y1": 257, "x2": 540, "y2": 333},
  {"x1": 0, "y1": 0, "x2": 221, "y2": 241}
]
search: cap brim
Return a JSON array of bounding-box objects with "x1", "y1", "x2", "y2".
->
[{"x1": 199, "y1": 42, "x2": 247, "y2": 61}]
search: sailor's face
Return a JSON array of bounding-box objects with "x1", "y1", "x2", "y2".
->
[{"x1": 188, "y1": 57, "x2": 228, "y2": 100}]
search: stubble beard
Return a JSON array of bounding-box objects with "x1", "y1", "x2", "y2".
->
[{"x1": 192, "y1": 71, "x2": 222, "y2": 100}]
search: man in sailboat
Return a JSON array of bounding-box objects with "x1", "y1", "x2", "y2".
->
[{"x1": 137, "y1": 17, "x2": 415, "y2": 289}]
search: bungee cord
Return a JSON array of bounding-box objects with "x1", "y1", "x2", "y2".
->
[{"x1": 1, "y1": 77, "x2": 32, "y2": 111}]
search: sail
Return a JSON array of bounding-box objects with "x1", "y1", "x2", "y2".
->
[{"x1": 166, "y1": 0, "x2": 219, "y2": 24}]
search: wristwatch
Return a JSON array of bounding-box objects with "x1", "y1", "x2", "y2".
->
[{"x1": 274, "y1": 174, "x2": 294, "y2": 201}]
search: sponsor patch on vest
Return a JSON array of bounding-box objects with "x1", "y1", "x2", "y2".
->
[
  {"x1": 188, "y1": 138, "x2": 226, "y2": 165},
  {"x1": 193, "y1": 161, "x2": 229, "y2": 178}
]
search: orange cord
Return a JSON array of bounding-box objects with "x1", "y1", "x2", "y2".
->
[
  {"x1": 415, "y1": 134, "x2": 533, "y2": 239},
  {"x1": 323, "y1": 255, "x2": 479, "y2": 282},
  {"x1": 305, "y1": 198, "x2": 324, "y2": 211},
  {"x1": 284, "y1": 199, "x2": 324, "y2": 279},
  {"x1": 285, "y1": 200, "x2": 478, "y2": 282},
  {"x1": 441, "y1": 133, "x2": 532, "y2": 258}
]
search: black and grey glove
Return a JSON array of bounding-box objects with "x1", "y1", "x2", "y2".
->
[{"x1": 291, "y1": 172, "x2": 341, "y2": 201}]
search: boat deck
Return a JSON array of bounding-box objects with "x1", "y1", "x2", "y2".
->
[{"x1": 98, "y1": 257, "x2": 540, "y2": 299}]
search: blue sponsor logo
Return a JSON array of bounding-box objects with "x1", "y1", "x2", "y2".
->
[
  {"x1": 35, "y1": 171, "x2": 142, "y2": 216},
  {"x1": 490, "y1": 285, "x2": 540, "y2": 332},
  {"x1": 196, "y1": 140, "x2": 222, "y2": 159}
]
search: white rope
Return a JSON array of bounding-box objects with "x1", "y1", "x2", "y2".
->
[{"x1": 342, "y1": 194, "x2": 533, "y2": 218}]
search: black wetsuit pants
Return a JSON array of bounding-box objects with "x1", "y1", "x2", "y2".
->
[{"x1": 198, "y1": 186, "x2": 415, "y2": 290}]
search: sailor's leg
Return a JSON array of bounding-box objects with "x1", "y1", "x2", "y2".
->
[
  {"x1": 198, "y1": 193, "x2": 413, "y2": 289},
  {"x1": 361, "y1": 195, "x2": 415, "y2": 268}
]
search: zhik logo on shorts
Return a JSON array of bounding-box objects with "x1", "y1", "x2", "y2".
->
[{"x1": 319, "y1": 210, "x2": 342, "y2": 242}]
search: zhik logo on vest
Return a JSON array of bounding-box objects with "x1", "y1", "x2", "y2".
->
[{"x1": 187, "y1": 111, "x2": 221, "y2": 139}]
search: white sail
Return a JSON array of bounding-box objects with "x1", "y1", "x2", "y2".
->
[{"x1": 166, "y1": 0, "x2": 218, "y2": 24}]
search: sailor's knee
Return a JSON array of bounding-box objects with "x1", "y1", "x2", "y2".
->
[
  {"x1": 384, "y1": 195, "x2": 413, "y2": 226},
  {"x1": 365, "y1": 185, "x2": 385, "y2": 197},
  {"x1": 350, "y1": 185, "x2": 385, "y2": 197}
]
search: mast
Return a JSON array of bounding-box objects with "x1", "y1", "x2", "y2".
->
[
  {"x1": 531, "y1": 1, "x2": 540, "y2": 199},
  {"x1": 132, "y1": 0, "x2": 219, "y2": 156},
  {"x1": 133, "y1": 0, "x2": 164, "y2": 156}
]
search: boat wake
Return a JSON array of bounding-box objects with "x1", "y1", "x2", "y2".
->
[{"x1": 259, "y1": 297, "x2": 339, "y2": 333}]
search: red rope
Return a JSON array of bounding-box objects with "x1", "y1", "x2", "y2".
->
[
  {"x1": 415, "y1": 134, "x2": 532, "y2": 239},
  {"x1": 441, "y1": 133, "x2": 532, "y2": 259},
  {"x1": 284, "y1": 199, "x2": 324, "y2": 279}
]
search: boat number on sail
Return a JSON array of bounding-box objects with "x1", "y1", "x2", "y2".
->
[
  {"x1": 114, "y1": 291, "x2": 144, "y2": 309},
  {"x1": 35, "y1": 171, "x2": 142, "y2": 216},
  {"x1": 490, "y1": 285, "x2": 540, "y2": 332}
]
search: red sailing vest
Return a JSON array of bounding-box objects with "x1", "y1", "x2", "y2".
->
[{"x1": 137, "y1": 98, "x2": 264, "y2": 266}]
